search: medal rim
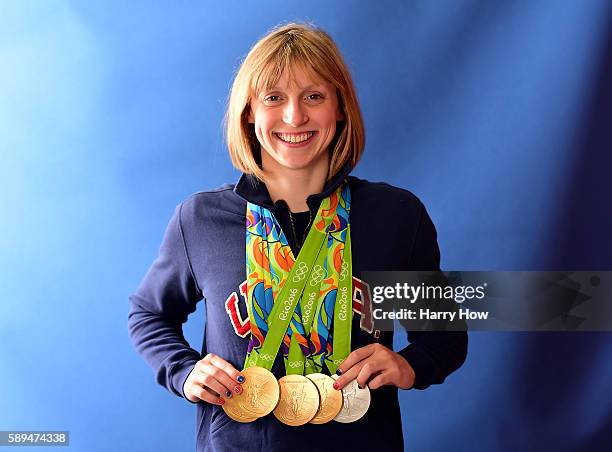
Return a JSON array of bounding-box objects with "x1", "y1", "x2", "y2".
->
[{"x1": 222, "y1": 403, "x2": 259, "y2": 423}]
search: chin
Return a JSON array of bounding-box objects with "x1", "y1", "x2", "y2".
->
[
  {"x1": 263, "y1": 146, "x2": 328, "y2": 173},
  {"x1": 273, "y1": 154, "x2": 319, "y2": 169},
  {"x1": 277, "y1": 159, "x2": 316, "y2": 171}
]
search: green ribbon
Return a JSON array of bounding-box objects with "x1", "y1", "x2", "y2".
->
[{"x1": 244, "y1": 184, "x2": 352, "y2": 375}]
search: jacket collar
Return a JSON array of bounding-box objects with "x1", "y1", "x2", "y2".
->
[{"x1": 233, "y1": 161, "x2": 352, "y2": 212}]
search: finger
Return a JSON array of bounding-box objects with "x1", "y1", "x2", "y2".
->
[
  {"x1": 333, "y1": 359, "x2": 368, "y2": 390},
  {"x1": 197, "y1": 364, "x2": 235, "y2": 399},
  {"x1": 189, "y1": 383, "x2": 225, "y2": 405},
  {"x1": 367, "y1": 370, "x2": 390, "y2": 390},
  {"x1": 356, "y1": 360, "x2": 386, "y2": 389},
  {"x1": 203, "y1": 359, "x2": 244, "y2": 396},
  {"x1": 207, "y1": 354, "x2": 246, "y2": 386},
  {"x1": 335, "y1": 344, "x2": 376, "y2": 377}
]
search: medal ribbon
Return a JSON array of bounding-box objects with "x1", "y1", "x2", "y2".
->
[
  {"x1": 244, "y1": 184, "x2": 351, "y2": 375},
  {"x1": 287, "y1": 188, "x2": 352, "y2": 375}
]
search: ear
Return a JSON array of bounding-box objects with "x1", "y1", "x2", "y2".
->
[
  {"x1": 247, "y1": 105, "x2": 255, "y2": 124},
  {"x1": 337, "y1": 106, "x2": 346, "y2": 122}
]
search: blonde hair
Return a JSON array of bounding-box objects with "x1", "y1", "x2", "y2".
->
[{"x1": 225, "y1": 22, "x2": 365, "y2": 183}]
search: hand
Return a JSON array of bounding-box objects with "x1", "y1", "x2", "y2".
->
[
  {"x1": 182, "y1": 353, "x2": 246, "y2": 405},
  {"x1": 333, "y1": 343, "x2": 416, "y2": 391}
]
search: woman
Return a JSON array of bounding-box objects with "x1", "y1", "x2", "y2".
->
[{"x1": 129, "y1": 22, "x2": 467, "y2": 451}]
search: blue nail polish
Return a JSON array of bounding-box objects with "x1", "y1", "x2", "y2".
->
[
  {"x1": 237, "y1": 375, "x2": 245, "y2": 383},
  {"x1": 335, "y1": 369, "x2": 343, "y2": 376},
  {"x1": 226, "y1": 390, "x2": 232, "y2": 398}
]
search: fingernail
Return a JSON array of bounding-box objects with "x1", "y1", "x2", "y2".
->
[
  {"x1": 237, "y1": 375, "x2": 245, "y2": 383},
  {"x1": 218, "y1": 398, "x2": 225, "y2": 404},
  {"x1": 332, "y1": 382, "x2": 339, "y2": 390},
  {"x1": 225, "y1": 391, "x2": 232, "y2": 398},
  {"x1": 234, "y1": 385, "x2": 242, "y2": 393},
  {"x1": 335, "y1": 369, "x2": 343, "y2": 376},
  {"x1": 358, "y1": 384, "x2": 364, "y2": 390}
]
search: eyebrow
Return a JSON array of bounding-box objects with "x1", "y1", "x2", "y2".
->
[{"x1": 264, "y1": 84, "x2": 325, "y2": 93}]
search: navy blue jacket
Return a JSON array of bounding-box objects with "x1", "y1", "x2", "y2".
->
[{"x1": 128, "y1": 164, "x2": 468, "y2": 451}]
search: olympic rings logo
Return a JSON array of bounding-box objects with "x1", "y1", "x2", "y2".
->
[
  {"x1": 292, "y1": 262, "x2": 309, "y2": 283},
  {"x1": 288, "y1": 361, "x2": 303, "y2": 368},
  {"x1": 259, "y1": 353, "x2": 274, "y2": 362},
  {"x1": 309, "y1": 265, "x2": 325, "y2": 286},
  {"x1": 339, "y1": 261, "x2": 349, "y2": 281}
]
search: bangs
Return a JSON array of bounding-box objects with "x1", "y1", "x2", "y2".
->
[{"x1": 250, "y1": 41, "x2": 330, "y2": 97}]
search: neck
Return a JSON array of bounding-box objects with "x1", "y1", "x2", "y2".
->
[{"x1": 262, "y1": 154, "x2": 329, "y2": 213}]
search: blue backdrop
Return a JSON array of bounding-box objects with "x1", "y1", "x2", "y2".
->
[{"x1": 1, "y1": 1, "x2": 611, "y2": 451}]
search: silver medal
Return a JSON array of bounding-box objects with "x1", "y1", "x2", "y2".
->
[{"x1": 331, "y1": 374, "x2": 371, "y2": 423}]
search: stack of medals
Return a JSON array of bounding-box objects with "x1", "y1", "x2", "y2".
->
[{"x1": 223, "y1": 183, "x2": 370, "y2": 425}]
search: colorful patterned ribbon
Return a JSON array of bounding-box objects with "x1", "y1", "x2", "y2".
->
[{"x1": 244, "y1": 183, "x2": 352, "y2": 375}]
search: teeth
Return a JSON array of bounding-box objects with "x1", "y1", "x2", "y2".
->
[{"x1": 276, "y1": 132, "x2": 314, "y2": 143}]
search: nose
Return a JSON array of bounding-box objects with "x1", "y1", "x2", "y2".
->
[{"x1": 282, "y1": 98, "x2": 308, "y2": 127}]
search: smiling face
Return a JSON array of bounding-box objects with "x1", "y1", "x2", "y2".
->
[{"x1": 247, "y1": 64, "x2": 345, "y2": 176}]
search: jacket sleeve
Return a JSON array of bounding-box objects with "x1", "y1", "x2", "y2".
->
[
  {"x1": 397, "y1": 200, "x2": 468, "y2": 390},
  {"x1": 128, "y1": 203, "x2": 203, "y2": 400}
]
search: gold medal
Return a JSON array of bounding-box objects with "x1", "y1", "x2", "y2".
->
[
  {"x1": 306, "y1": 373, "x2": 343, "y2": 424},
  {"x1": 273, "y1": 375, "x2": 320, "y2": 426},
  {"x1": 222, "y1": 366, "x2": 279, "y2": 422},
  {"x1": 222, "y1": 401, "x2": 259, "y2": 423}
]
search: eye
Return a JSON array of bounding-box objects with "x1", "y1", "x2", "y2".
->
[
  {"x1": 306, "y1": 93, "x2": 324, "y2": 101},
  {"x1": 263, "y1": 95, "x2": 281, "y2": 103}
]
